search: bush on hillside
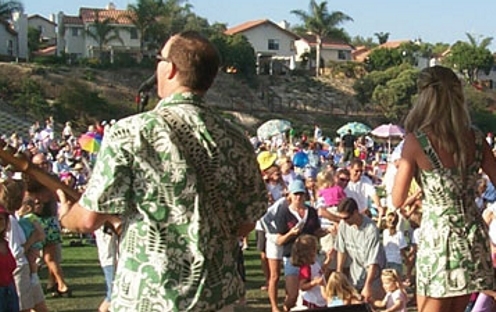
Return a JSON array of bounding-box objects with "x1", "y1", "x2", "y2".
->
[{"x1": 12, "y1": 78, "x2": 51, "y2": 119}]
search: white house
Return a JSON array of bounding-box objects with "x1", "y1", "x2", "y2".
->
[
  {"x1": 28, "y1": 14, "x2": 57, "y2": 45},
  {"x1": 57, "y1": 2, "x2": 141, "y2": 62},
  {"x1": 0, "y1": 12, "x2": 28, "y2": 61},
  {"x1": 225, "y1": 19, "x2": 300, "y2": 74},
  {"x1": 0, "y1": 19, "x2": 17, "y2": 60},
  {"x1": 294, "y1": 34, "x2": 354, "y2": 69}
]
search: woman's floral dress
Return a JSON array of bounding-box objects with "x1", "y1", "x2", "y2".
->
[{"x1": 415, "y1": 130, "x2": 495, "y2": 297}]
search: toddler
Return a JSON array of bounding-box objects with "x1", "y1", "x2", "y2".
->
[{"x1": 374, "y1": 269, "x2": 408, "y2": 312}]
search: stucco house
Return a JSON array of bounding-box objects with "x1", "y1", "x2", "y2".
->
[
  {"x1": 0, "y1": 12, "x2": 28, "y2": 61},
  {"x1": 294, "y1": 34, "x2": 354, "y2": 69},
  {"x1": 28, "y1": 14, "x2": 57, "y2": 46},
  {"x1": 56, "y1": 2, "x2": 140, "y2": 62},
  {"x1": 225, "y1": 19, "x2": 300, "y2": 74}
]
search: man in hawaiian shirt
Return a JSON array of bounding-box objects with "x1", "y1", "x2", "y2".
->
[{"x1": 57, "y1": 31, "x2": 268, "y2": 312}]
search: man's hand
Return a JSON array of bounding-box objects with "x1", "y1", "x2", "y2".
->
[
  {"x1": 56, "y1": 189, "x2": 72, "y2": 222},
  {"x1": 361, "y1": 283, "x2": 373, "y2": 303}
]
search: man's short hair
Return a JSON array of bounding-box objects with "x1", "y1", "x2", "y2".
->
[
  {"x1": 167, "y1": 31, "x2": 220, "y2": 92},
  {"x1": 337, "y1": 197, "x2": 358, "y2": 214},
  {"x1": 349, "y1": 158, "x2": 363, "y2": 168}
]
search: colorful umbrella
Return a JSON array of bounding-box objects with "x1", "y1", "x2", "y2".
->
[
  {"x1": 336, "y1": 122, "x2": 371, "y2": 136},
  {"x1": 370, "y1": 123, "x2": 405, "y2": 138},
  {"x1": 78, "y1": 133, "x2": 102, "y2": 153},
  {"x1": 257, "y1": 119, "x2": 292, "y2": 140},
  {"x1": 370, "y1": 123, "x2": 405, "y2": 154}
]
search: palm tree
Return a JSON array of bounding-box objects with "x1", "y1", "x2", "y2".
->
[
  {"x1": 123, "y1": 0, "x2": 163, "y2": 61},
  {"x1": 466, "y1": 33, "x2": 493, "y2": 50},
  {"x1": 291, "y1": 0, "x2": 352, "y2": 76},
  {"x1": 85, "y1": 10, "x2": 124, "y2": 63},
  {"x1": 0, "y1": 0, "x2": 23, "y2": 20},
  {"x1": 374, "y1": 32, "x2": 390, "y2": 45}
]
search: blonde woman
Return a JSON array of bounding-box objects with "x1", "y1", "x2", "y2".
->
[{"x1": 392, "y1": 66, "x2": 496, "y2": 312}]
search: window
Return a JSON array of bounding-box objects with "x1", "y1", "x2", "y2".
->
[
  {"x1": 38, "y1": 25, "x2": 43, "y2": 33},
  {"x1": 71, "y1": 28, "x2": 79, "y2": 37},
  {"x1": 268, "y1": 39, "x2": 279, "y2": 50},
  {"x1": 338, "y1": 50, "x2": 347, "y2": 60},
  {"x1": 130, "y1": 28, "x2": 138, "y2": 40},
  {"x1": 7, "y1": 40, "x2": 13, "y2": 56}
]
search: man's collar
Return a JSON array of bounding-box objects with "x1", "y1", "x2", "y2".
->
[{"x1": 155, "y1": 92, "x2": 204, "y2": 110}]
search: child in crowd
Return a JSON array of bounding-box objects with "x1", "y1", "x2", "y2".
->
[
  {"x1": 17, "y1": 198, "x2": 45, "y2": 285},
  {"x1": 383, "y1": 212, "x2": 408, "y2": 276},
  {"x1": 263, "y1": 164, "x2": 286, "y2": 205},
  {"x1": 0, "y1": 205, "x2": 19, "y2": 312},
  {"x1": 291, "y1": 234, "x2": 327, "y2": 309},
  {"x1": 374, "y1": 269, "x2": 408, "y2": 312},
  {"x1": 322, "y1": 271, "x2": 362, "y2": 307},
  {"x1": 318, "y1": 169, "x2": 349, "y2": 208}
]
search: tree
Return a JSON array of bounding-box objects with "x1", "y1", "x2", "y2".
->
[
  {"x1": 365, "y1": 47, "x2": 403, "y2": 72},
  {"x1": 443, "y1": 34, "x2": 494, "y2": 83},
  {"x1": 371, "y1": 67, "x2": 419, "y2": 122},
  {"x1": 27, "y1": 26, "x2": 41, "y2": 57},
  {"x1": 0, "y1": 0, "x2": 23, "y2": 20},
  {"x1": 374, "y1": 32, "x2": 389, "y2": 44},
  {"x1": 210, "y1": 33, "x2": 256, "y2": 78},
  {"x1": 124, "y1": 0, "x2": 166, "y2": 61},
  {"x1": 291, "y1": 0, "x2": 352, "y2": 76},
  {"x1": 85, "y1": 10, "x2": 124, "y2": 63},
  {"x1": 351, "y1": 35, "x2": 377, "y2": 49}
]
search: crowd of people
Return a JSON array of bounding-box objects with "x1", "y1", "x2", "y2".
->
[{"x1": 0, "y1": 30, "x2": 496, "y2": 312}]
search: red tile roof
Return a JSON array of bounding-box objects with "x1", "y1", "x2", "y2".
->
[
  {"x1": 225, "y1": 19, "x2": 300, "y2": 39},
  {"x1": 353, "y1": 40, "x2": 410, "y2": 62},
  {"x1": 63, "y1": 15, "x2": 83, "y2": 25},
  {"x1": 79, "y1": 8, "x2": 134, "y2": 25},
  {"x1": 299, "y1": 34, "x2": 353, "y2": 50},
  {"x1": 33, "y1": 45, "x2": 56, "y2": 56}
]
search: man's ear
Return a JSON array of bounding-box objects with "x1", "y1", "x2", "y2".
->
[{"x1": 165, "y1": 62, "x2": 177, "y2": 80}]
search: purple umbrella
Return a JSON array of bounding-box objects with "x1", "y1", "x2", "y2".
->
[
  {"x1": 370, "y1": 123, "x2": 405, "y2": 154},
  {"x1": 370, "y1": 124, "x2": 405, "y2": 138}
]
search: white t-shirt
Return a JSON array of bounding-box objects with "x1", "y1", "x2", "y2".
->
[
  {"x1": 383, "y1": 229, "x2": 407, "y2": 264},
  {"x1": 385, "y1": 289, "x2": 407, "y2": 312},
  {"x1": 345, "y1": 176, "x2": 376, "y2": 212},
  {"x1": 300, "y1": 262, "x2": 327, "y2": 307},
  {"x1": 6, "y1": 215, "x2": 28, "y2": 266}
]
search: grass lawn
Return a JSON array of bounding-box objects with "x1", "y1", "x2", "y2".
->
[
  {"x1": 41, "y1": 234, "x2": 275, "y2": 312},
  {"x1": 41, "y1": 234, "x2": 417, "y2": 311}
]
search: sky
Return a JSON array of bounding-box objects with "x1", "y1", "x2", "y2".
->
[{"x1": 23, "y1": 0, "x2": 496, "y2": 51}]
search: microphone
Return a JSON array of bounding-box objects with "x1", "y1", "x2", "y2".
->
[
  {"x1": 138, "y1": 73, "x2": 157, "y2": 93},
  {"x1": 136, "y1": 73, "x2": 156, "y2": 112}
]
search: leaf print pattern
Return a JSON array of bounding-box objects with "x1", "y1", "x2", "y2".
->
[
  {"x1": 79, "y1": 93, "x2": 268, "y2": 311},
  {"x1": 414, "y1": 130, "x2": 495, "y2": 297}
]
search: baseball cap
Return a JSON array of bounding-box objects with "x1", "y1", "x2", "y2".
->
[
  {"x1": 288, "y1": 179, "x2": 306, "y2": 194},
  {"x1": 257, "y1": 151, "x2": 278, "y2": 171}
]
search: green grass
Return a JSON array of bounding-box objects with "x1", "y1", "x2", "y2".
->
[{"x1": 41, "y1": 235, "x2": 276, "y2": 312}]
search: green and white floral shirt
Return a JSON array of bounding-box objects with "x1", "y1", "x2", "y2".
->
[{"x1": 80, "y1": 93, "x2": 268, "y2": 312}]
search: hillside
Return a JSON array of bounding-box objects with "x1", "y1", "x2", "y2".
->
[{"x1": 0, "y1": 62, "x2": 384, "y2": 138}]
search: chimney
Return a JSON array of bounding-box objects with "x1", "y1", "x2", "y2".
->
[
  {"x1": 278, "y1": 20, "x2": 290, "y2": 30},
  {"x1": 106, "y1": 2, "x2": 116, "y2": 10}
]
